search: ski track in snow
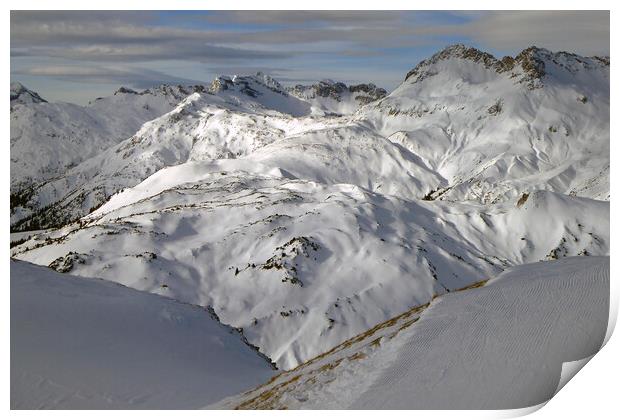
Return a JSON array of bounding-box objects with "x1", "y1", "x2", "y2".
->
[{"x1": 351, "y1": 257, "x2": 609, "y2": 409}]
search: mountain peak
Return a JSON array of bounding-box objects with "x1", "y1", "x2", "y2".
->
[
  {"x1": 404, "y1": 44, "x2": 608, "y2": 89},
  {"x1": 288, "y1": 80, "x2": 386, "y2": 102},
  {"x1": 513, "y1": 46, "x2": 548, "y2": 83},
  {"x1": 208, "y1": 73, "x2": 290, "y2": 101},
  {"x1": 114, "y1": 86, "x2": 139, "y2": 95},
  {"x1": 10, "y1": 82, "x2": 47, "y2": 104},
  {"x1": 252, "y1": 72, "x2": 286, "y2": 93},
  {"x1": 437, "y1": 44, "x2": 495, "y2": 61},
  {"x1": 405, "y1": 44, "x2": 498, "y2": 82}
]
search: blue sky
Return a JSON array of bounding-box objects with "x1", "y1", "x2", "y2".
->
[{"x1": 10, "y1": 10, "x2": 609, "y2": 104}]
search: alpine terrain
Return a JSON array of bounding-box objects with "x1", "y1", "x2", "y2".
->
[{"x1": 10, "y1": 44, "x2": 610, "y2": 409}]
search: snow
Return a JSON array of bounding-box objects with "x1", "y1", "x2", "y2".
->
[
  {"x1": 10, "y1": 82, "x2": 46, "y2": 104},
  {"x1": 9, "y1": 44, "x2": 611, "y2": 405},
  {"x1": 10, "y1": 83, "x2": 192, "y2": 193},
  {"x1": 12, "y1": 179, "x2": 609, "y2": 370},
  {"x1": 352, "y1": 257, "x2": 609, "y2": 409},
  {"x1": 9, "y1": 78, "x2": 355, "y2": 230},
  {"x1": 362, "y1": 46, "x2": 609, "y2": 203},
  {"x1": 214, "y1": 256, "x2": 609, "y2": 409},
  {"x1": 10, "y1": 260, "x2": 276, "y2": 409}
]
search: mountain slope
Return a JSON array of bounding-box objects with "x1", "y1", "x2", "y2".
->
[
  {"x1": 12, "y1": 172, "x2": 609, "y2": 369},
  {"x1": 10, "y1": 259, "x2": 276, "y2": 409},
  {"x1": 10, "y1": 83, "x2": 201, "y2": 193},
  {"x1": 213, "y1": 256, "x2": 609, "y2": 409},
  {"x1": 9, "y1": 92, "x2": 342, "y2": 231},
  {"x1": 10, "y1": 75, "x2": 389, "y2": 231},
  {"x1": 360, "y1": 44, "x2": 610, "y2": 203},
  {"x1": 208, "y1": 72, "x2": 312, "y2": 117}
]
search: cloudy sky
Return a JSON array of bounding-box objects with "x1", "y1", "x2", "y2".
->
[{"x1": 10, "y1": 10, "x2": 609, "y2": 104}]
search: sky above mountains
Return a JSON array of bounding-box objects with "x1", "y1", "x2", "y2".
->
[{"x1": 10, "y1": 10, "x2": 610, "y2": 104}]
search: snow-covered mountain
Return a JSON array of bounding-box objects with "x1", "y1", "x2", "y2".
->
[
  {"x1": 208, "y1": 72, "x2": 312, "y2": 117},
  {"x1": 10, "y1": 44, "x2": 610, "y2": 373},
  {"x1": 9, "y1": 93, "x2": 338, "y2": 230},
  {"x1": 361, "y1": 44, "x2": 610, "y2": 203},
  {"x1": 11, "y1": 260, "x2": 276, "y2": 409},
  {"x1": 287, "y1": 80, "x2": 387, "y2": 115},
  {"x1": 10, "y1": 45, "x2": 608, "y2": 232},
  {"x1": 214, "y1": 256, "x2": 609, "y2": 409},
  {"x1": 11, "y1": 82, "x2": 47, "y2": 104},
  {"x1": 10, "y1": 83, "x2": 200, "y2": 193},
  {"x1": 10, "y1": 74, "x2": 388, "y2": 231}
]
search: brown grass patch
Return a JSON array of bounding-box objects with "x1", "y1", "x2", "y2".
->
[
  {"x1": 235, "y1": 374, "x2": 302, "y2": 409},
  {"x1": 455, "y1": 279, "x2": 488, "y2": 292},
  {"x1": 348, "y1": 352, "x2": 367, "y2": 361}
]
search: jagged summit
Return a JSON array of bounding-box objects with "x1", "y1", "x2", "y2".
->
[
  {"x1": 114, "y1": 86, "x2": 139, "y2": 95},
  {"x1": 209, "y1": 72, "x2": 288, "y2": 97},
  {"x1": 404, "y1": 44, "x2": 497, "y2": 80},
  {"x1": 404, "y1": 44, "x2": 531, "y2": 82},
  {"x1": 10, "y1": 82, "x2": 47, "y2": 104},
  {"x1": 252, "y1": 72, "x2": 287, "y2": 93},
  {"x1": 287, "y1": 79, "x2": 387, "y2": 115},
  {"x1": 404, "y1": 44, "x2": 609, "y2": 89},
  {"x1": 288, "y1": 79, "x2": 386, "y2": 102},
  {"x1": 112, "y1": 84, "x2": 207, "y2": 101}
]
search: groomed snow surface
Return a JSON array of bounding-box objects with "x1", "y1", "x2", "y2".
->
[{"x1": 214, "y1": 256, "x2": 609, "y2": 409}]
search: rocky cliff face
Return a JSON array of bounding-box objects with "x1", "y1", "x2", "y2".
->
[
  {"x1": 289, "y1": 79, "x2": 386, "y2": 102},
  {"x1": 209, "y1": 72, "x2": 288, "y2": 97},
  {"x1": 287, "y1": 79, "x2": 387, "y2": 115}
]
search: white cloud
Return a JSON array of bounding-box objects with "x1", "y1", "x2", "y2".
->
[
  {"x1": 462, "y1": 11, "x2": 609, "y2": 56},
  {"x1": 13, "y1": 65, "x2": 204, "y2": 88}
]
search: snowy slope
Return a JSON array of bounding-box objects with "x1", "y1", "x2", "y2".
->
[
  {"x1": 9, "y1": 74, "x2": 313, "y2": 228},
  {"x1": 360, "y1": 45, "x2": 610, "y2": 202},
  {"x1": 214, "y1": 256, "x2": 609, "y2": 409},
  {"x1": 9, "y1": 93, "x2": 343, "y2": 231},
  {"x1": 10, "y1": 74, "x2": 385, "y2": 231},
  {"x1": 12, "y1": 172, "x2": 609, "y2": 370},
  {"x1": 10, "y1": 259, "x2": 276, "y2": 409}
]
